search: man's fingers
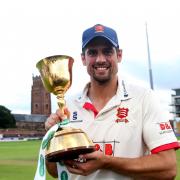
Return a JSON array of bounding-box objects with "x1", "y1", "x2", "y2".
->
[
  {"x1": 45, "y1": 108, "x2": 70, "y2": 131},
  {"x1": 79, "y1": 151, "x2": 98, "y2": 160},
  {"x1": 64, "y1": 108, "x2": 70, "y2": 119},
  {"x1": 50, "y1": 114, "x2": 61, "y2": 123},
  {"x1": 56, "y1": 108, "x2": 68, "y2": 119},
  {"x1": 45, "y1": 114, "x2": 60, "y2": 131}
]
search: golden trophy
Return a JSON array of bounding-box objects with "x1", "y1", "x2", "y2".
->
[{"x1": 36, "y1": 55, "x2": 95, "y2": 162}]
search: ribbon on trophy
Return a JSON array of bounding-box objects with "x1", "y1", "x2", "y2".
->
[{"x1": 34, "y1": 119, "x2": 70, "y2": 180}]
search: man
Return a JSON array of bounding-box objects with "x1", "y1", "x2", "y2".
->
[{"x1": 45, "y1": 24, "x2": 179, "y2": 179}]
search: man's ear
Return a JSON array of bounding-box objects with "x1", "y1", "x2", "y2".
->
[
  {"x1": 117, "y1": 49, "x2": 123, "y2": 63},
  {"x1": 81, "y1": 53, "x2": 86, "y2": 66}
]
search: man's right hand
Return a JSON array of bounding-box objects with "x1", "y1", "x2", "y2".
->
[{"x1": 45, "y1": 107, "x2": 70, "y2": 131}]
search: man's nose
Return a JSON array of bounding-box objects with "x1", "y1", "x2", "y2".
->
[{"x1": 96, "y1": 53, "x2": 106, "y2": 62}]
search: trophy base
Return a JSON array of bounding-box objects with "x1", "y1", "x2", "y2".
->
[{"x1": 46, "y1": 146, "x2": 95, "y2": 162}]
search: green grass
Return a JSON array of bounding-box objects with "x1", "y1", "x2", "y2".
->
[
  {"x1": 0, "y1": 139, "x2": 179, "y2": 180},
  {"x1": 176, "y1": 137, "x2": 180, "y2": 180},
  {"x1": 0, "y1": 140, "x2": 55, "y2": 180}
]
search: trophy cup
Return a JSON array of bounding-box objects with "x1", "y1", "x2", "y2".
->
[{"x1": 36, "y1": 55, "x2": 95, "y2": 162}]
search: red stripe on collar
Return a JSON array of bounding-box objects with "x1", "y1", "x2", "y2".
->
[{"x1": 83, "y1": 102, "x2": 98, "y2": 117}]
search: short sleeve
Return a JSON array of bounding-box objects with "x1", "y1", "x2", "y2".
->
[{"x1": 142, "y1": 89, "x2": 179, "y2": 153}]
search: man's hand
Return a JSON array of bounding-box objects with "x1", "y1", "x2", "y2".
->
[
  {"x1": 45, "y1": 107, "x2": 70, "y2": 131},
  {"x1": 64, "y1": 151, "x2": 108, "y2": 176},
  {"x1": 64, "y1": 149, "x2": 177, "y2": 179}
]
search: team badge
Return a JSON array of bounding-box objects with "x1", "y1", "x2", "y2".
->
[
  {"x1": 116, "y1": 107, "x2": 129, "y2": 123},
  {"x1": 95, "y1": 25, "x2": 104, "y2": 33}
]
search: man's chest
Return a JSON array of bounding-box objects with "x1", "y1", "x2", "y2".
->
[{"x1": 68, "y1": 102, "x2": 144, "y2": 157}]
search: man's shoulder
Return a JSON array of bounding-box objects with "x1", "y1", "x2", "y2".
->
[
  {"x1": 124, "y1": 80, "x2": 151, "y2": 96},
  {"x1": 66, "y1": 90, "x2": 84, "y2": 104}
]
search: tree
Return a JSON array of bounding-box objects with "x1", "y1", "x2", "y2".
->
[{"x1": 0, "y1": 105, "x2": 16, "y2": 128}]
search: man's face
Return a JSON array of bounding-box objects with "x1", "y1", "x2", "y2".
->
[{"x1": 81, "y1": 38, "x2": 122, "y2": 84}]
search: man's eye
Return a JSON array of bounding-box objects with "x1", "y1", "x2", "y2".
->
[
  {"x1": 88, "y1": 50, "x2": 97, "y2": 56},
  {"x1": 103, "y1": 49, "x2": 113, "y2": 56}
]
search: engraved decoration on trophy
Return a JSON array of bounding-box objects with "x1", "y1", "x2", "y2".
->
[{"x1": 36, "y1": 55, "x2": 95, "y2": 162}]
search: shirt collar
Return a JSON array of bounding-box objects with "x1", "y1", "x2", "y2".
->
[
  {"x1": 116, "y1": 78, "x2": 132, "y2": 101},
  {"x1": 75, "y1": 78, "x2": 132, "y2": 104}
]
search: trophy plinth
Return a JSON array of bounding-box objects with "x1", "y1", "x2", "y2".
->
[{"x1": 36, "y1": 55, "x2": 95, "y2": 162}]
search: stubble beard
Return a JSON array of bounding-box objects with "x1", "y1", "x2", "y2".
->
[{"x1": 92, "y1": 71, "x2": 112, "y2": 85}]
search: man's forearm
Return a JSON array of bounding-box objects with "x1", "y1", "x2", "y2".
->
[{"x1": 105, "y1": 149, "x2": 177, "y2": 179}]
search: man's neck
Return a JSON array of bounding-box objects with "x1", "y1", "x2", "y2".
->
[{"x1": 87, "y1": 76, "x2": 118, "y2": 111}]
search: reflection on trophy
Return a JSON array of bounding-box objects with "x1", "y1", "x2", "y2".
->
[{"x1": 36, "y1": 55, "x2": 95, "y2": 162}]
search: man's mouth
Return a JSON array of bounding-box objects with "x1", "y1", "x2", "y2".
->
[
  {"x1": 95, "y1": 67, "x2": 108, "y2": 70},
  {"x1": 93, "y1": 63, "x2": 110, "y2": 70}
]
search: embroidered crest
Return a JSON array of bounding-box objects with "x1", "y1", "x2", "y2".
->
[
  {"x1": 116, "y1": 107, "x2": 129, "y2": 123},
  {"x1": 95, "y1": 25, "x2": 104, "y2": 32}
]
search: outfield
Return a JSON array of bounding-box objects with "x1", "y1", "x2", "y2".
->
[
  {"x1": 0, "y1": 139, "x2": 179, "y2": 180},
  {"x1": 0, "y1": 140, "x2": 54, "y2": 180}
]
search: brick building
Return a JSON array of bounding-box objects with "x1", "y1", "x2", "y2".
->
[
  {"x1": 31, "y1": 75, "x2": 51, "y2": 115},
  {"x1": 0, "y1": 114, "x2": 47, "y2": 139}
]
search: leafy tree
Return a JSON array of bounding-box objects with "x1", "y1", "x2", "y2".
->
[{"x1": 0, "y1": 105, "x2": 16, "y2": 128}]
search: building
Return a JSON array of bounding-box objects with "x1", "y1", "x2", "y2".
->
[
  {"x1": 14, "y1": 113, "x2": 47, "y2": 131},
  {"x1": 31, "y1": 75, "x2": 51, "y2": 115},
  {"x1": 171, "y1": 88, "x2": 180, "y2": 134},
  {"x1": 0, "y1": 76, "x2": 52, "y2": 139},
  {"x1": 0, "y1": 114, "x2": 47, "y2": 139}
]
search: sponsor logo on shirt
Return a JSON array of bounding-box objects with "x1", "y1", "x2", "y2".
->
[
  {"x1": 94, "y1": 140, "x2": 120, "y2": 156},
  {"x1": 158, "y1": 122, "x2": 173, "y2": 134},
  {"x1": 70, "y1": 111, "x2": 83, "y2": 123},
  {"x1": 115, "y1": 107, "x2": 129, "y2": 123},
  {"x1": 72, "y1": 111, "x2": 77, "y2": 120}
]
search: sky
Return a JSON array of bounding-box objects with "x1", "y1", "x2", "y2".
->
[{"x1": 0, "y1": 0, "x2": 179, "y2": 119}]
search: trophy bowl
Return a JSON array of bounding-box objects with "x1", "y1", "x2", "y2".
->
[
  {"x1": 36, "y1": 55, "x2": 95, "y2": 162},
  {"x1": 45, "y1": 127, "x2": 95, "y2": 162}
]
